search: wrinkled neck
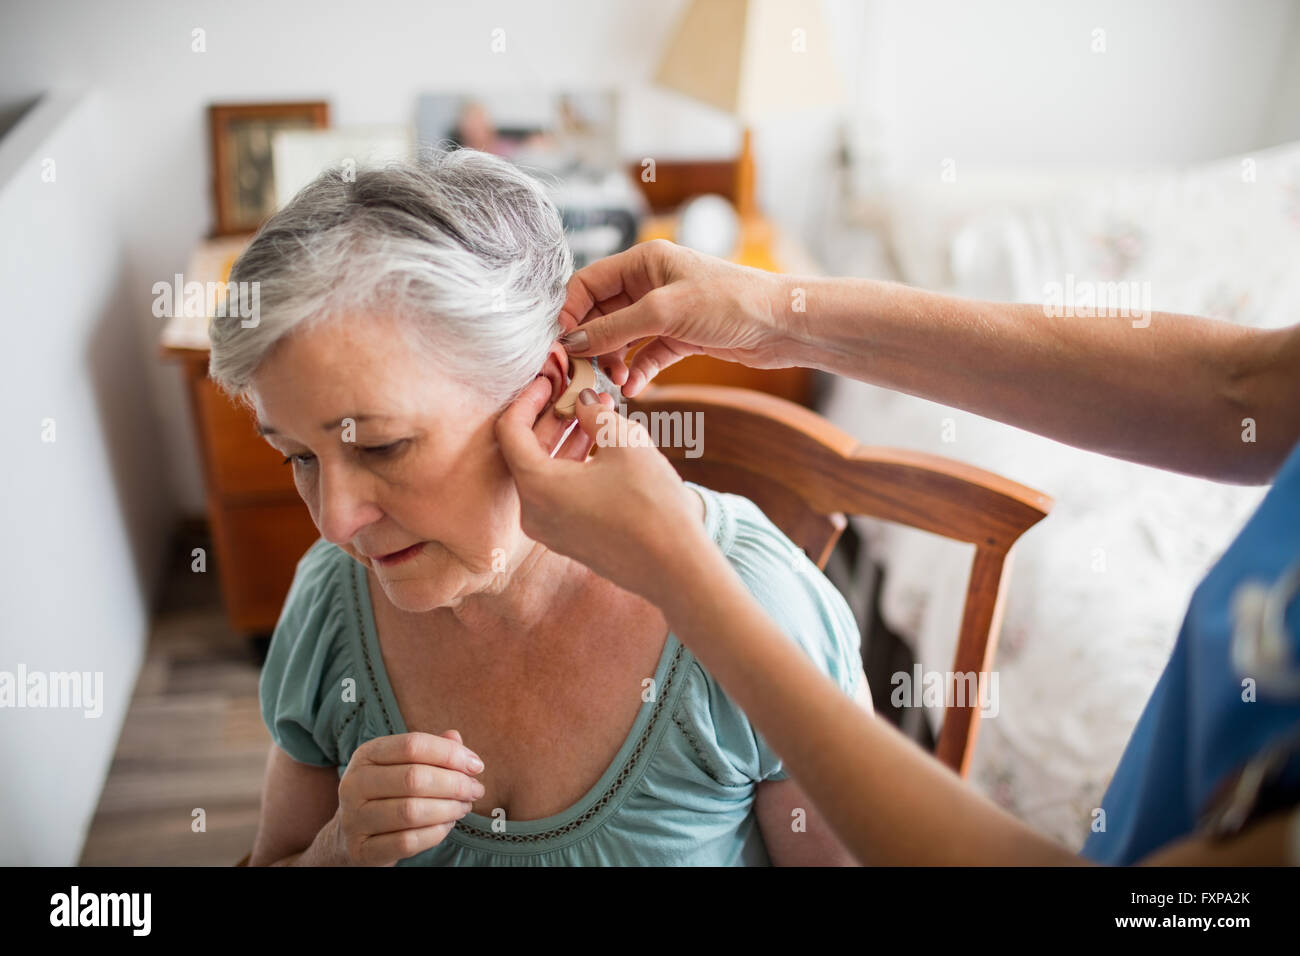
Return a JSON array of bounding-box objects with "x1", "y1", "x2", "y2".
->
[{"x1": 447, "y1": 540, "x2": 591, "y2": 637}]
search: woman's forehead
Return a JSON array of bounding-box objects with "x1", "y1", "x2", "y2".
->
[
  {"x1": 249, "y1": 327, "x2": 489, "y2": 435},
  {"x1": 262, "y1": 315, "x2": 428, "y2": 386},
  {"x1": 284, "y1": 310, "x2": 412, "y2": 362}
]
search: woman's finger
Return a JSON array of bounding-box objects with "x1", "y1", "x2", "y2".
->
[
  {"x1": 353, "y1": 763, "x2": 484, "y2": 804},
  {"x1": 360, "y1": 797, "x2": 470, "y2": 836},
  {"x1": 357, "y1": 821, "x2": 458, "y2": 865}
]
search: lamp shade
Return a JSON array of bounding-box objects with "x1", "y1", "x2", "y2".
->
[{"x1": 654, "y1": 0, "x2": 843, "y2": 123}]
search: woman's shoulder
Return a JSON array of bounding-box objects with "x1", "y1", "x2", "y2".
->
[
  {"x1": 671, "y1": 483, "x2": 864, "y2": 784},
  {"x1": 686, "y1": 481, "x2": 860, "y2": 652},
  {"x1": 270, "y1": 537, "x2": 360, "y2": 649},
  {"x1": 258, "y1": 537, "x2": 365, "y2": 767},
  {"x1": 689, "y1": 481, "x2": 824, "y2": 572},
  {"x1": 293, "y1": 535, "x2": 353, "y2": 582}
]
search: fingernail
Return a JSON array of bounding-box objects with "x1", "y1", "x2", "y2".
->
[
  {"x1": 466, "y1": 752, "x2": 484, "y2": 772},
  {"x1": 472, "y1": 781, "x2": 486, "y2": 798},
  {"x1": 579, "y1": 388, "x2": 598, "y2": 405},
  {"x1": 562, "y1": 330, "x2": 588, "y2": 351}
]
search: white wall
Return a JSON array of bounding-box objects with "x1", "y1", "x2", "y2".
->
[
  {"x1": 0, "y1": 91, "x2": 168, "y2": 864},
  {"x1": 1264, "y1": 4, "x2": 1300, "y2": 146},
  {"x1": 860, "y1": 0, "x2": 1299, "y2": 176},
  {"x1": 794, "y1": 0, "x2": 1300, "y2": 269}
]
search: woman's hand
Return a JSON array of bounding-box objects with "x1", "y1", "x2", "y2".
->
[
  {"x1": 558, "y1": 238, "x2": 804, "y2": 396},
  {"x1": 495, "y1": 376, "x2": 707, "y2": 603},
  {"x1": 331, "y1": 730, "x2": 485, "y2": 866}
]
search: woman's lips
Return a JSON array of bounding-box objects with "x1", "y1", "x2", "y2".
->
[{"x1": 374, "y1": 542, "x2": 425, "y2": 566}]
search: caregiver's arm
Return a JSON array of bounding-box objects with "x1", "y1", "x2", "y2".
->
[
  {"x1": 757, "y1": 675, "x2": 874, "y2": 866},
  {"x1": 561, "y1": 240, "x2": 1300, "y2": 484},
  {"x1": 652, "y1": 520, "x2": 1079, "y2": 866},
  {"x1": 790, "y1": 279, "x2": 1299, "y2": 485},
  {"x1": 635, "y1": 517, "x2": 1292, "y2": 866},
  {"x1": 499, "y1": 385, "x2": 1296, "y2": 864},
  {"x1": 496, "y1": 383, "x2": 1292, "y2": 865},
  {"x1": 498, "y1": 383, "x2": 1074, "y2": 865}
]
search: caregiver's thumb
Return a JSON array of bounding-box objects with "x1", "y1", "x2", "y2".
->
[
  {"x1": 572, "y1": 384, "x2": 615, "y2": 435},
  {"x1": 559, "y1": 292, "x2": 673, "y2": 357},
  {"x1": 571, "y1": 385, "x2": 652, "y2": 456},
  {"x1": 558, "y1": 239, "x2": 804, "y2": 396}
]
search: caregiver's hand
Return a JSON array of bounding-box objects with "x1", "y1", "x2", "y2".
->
[
  {"x1": 559, "y1": 239, "x2": 804, "y2": 396},
  {"x1": 331, "y1": 731, "x2": 485, "y2": 866},
  {"x1": 495, "y1": 376, "x2": 707, "y2": 602}
]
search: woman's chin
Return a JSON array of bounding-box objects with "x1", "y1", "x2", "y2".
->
[
  {"x1": 376, "y1": 575, "x2": 461, "y2": 613},
  {"x1": 374, "y1": 564, "x2": 470, "y2": 616}
]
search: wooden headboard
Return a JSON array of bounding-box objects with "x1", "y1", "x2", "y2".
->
[{"x1": 626, "y1": 157, "x2": 741, "y2": 214}]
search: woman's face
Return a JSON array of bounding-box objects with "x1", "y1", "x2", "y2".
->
[{"x1": 248, "y1": 312, "x2": 563, "y2": 613}]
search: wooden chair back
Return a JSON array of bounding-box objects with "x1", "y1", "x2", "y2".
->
[{"x1": 626, "y1": 384, "x2": 1053, "y2": 777}]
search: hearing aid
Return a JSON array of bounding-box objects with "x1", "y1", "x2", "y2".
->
[{"x1": 553, "y1": 356, "x2": 598, "y2": 418}]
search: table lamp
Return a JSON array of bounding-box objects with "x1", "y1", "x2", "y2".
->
[{"x1": 653, "y1": 0, "x2": 844, "y2": 221}]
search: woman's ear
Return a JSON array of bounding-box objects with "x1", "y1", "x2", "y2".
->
[{"x1": 537, "y1": 342, "x2": 570, "y2": 405}]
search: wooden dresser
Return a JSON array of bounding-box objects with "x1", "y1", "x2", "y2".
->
[{"x1": 160, "y1": 218, "x2": 822, "y2": 637}]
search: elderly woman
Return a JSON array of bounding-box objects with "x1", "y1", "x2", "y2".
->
[{"x1": 209, "y1": 147, "x2": 871, "y2": 866}]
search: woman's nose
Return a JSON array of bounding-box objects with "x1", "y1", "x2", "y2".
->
[{"x1": 314, "y1": 463, "x2": 382, "y2": 546}]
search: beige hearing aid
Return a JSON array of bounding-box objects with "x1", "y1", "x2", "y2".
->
[{"x1": 554, "y1": 356, "x2": 597, "y2": 418}]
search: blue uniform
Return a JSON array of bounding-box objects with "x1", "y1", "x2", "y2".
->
[{"x1": 1082, "y1": 436, "x2": 1300, "y2": 863}]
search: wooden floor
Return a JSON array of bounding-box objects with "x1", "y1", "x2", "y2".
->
[{"x1": 79, "y1": 524, "x2": 270, "y2": 866}]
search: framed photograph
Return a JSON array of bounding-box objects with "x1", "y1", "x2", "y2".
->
[
  {"x1": 208, "y1": 101, "x2": 330, "y2": 236},
  {"x1": 414, "y1": 91, "x2": 638, "y2": 268},
  {"x1": 415, "y1": 90, "x2": 618, "y2": 177},
  {"x1": 270, "y1": 125, "x2": 414, "y2": 210}
]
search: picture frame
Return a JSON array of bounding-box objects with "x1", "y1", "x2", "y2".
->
[
  {"x1": 270, "y1": 125, "x2": 414, "y2": 210},
  {"x1": 208, "y1": 101, "x2": 330, "y2": 237},
  {"x1": 415, "y1": 90, "x2": 618, "y2": 176}
]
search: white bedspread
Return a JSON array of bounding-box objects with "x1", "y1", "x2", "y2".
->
[{"x1": 820, "y1": 141, "x2": 1300, "y2": 848}]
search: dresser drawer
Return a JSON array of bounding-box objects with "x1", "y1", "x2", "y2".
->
[
  {"x1": 194, "y1": 375, "x2": 296, "y2": 498},
  {"x1": 208, "y1": 500, "x2": 321, "y2": 633}
]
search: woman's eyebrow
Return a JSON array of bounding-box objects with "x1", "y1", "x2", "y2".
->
[{"x1": 255, "y1": 414, "x2": 393, "y2": 437}]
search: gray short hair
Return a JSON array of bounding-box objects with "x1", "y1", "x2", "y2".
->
[{"x1": 208, "y1": 145, "x2": 575, "y2": 408}]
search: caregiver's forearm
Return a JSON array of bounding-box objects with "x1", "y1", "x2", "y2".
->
[
  {"x1": 647, "y1": 528, "x2": 1080, "y2": 866},
  {"x1": 787, "y1": 277, "x2": 1299, "y2": 484}
]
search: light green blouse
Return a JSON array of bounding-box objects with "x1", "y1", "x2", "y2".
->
[{"x1": 259, "y1": 482, "x2": 862, "y2": 865}]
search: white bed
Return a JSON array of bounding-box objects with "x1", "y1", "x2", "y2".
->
[{"x1": 818, "y1": 141, "x2": 1300, "y2": 848}]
